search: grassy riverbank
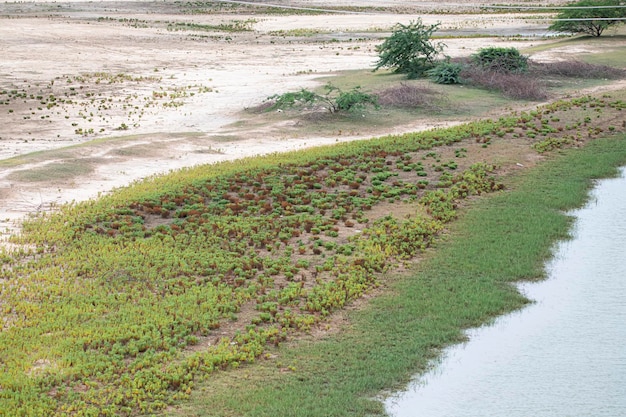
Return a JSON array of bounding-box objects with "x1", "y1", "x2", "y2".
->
[{"x1": 171, "y1": 133, "x2": 626, "y2": 416}]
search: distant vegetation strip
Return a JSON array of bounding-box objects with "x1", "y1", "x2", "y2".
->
[{"x1": 0, "y1": 94, "x2": 625, "y2": 415}]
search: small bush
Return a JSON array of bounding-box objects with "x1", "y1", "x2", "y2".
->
[
  {"x1": 461, "y1": 66, "x2": 548, "y2": 100},
  {"x1": 265, "y1": 89, "x2": 318, "y2": 110},
  {"x1": 426, "y1": 61, "x2": 464, "y2": 84},
  {"x1": 264, "y1": 83, "x2": 378, "y2": 114},
  {"x1": 376, "y1": 83, "x2": 442, "y2": 109},
  {"x1": 472, "y1": 47, "x2": 528, "y2": 73}
]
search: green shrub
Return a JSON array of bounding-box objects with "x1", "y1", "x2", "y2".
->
[
  {"x1": 427, "y1": 61, "x2": 464, "y2": 84},
  {"x1": 265, "y1": 83, "x2": 378, "y2": 114},
  {"x1": 265, "y1": 89, "x2": 318, "y2": 110},
  {"x1": 374, "y1": 19, "x2": 445, "y2": 79},
  {"x1": 472, "y1": 47, "x2": 528, "y2": 73},
  {"x1": 333, "y1": 85, "x2": 379, "y2": 112}
]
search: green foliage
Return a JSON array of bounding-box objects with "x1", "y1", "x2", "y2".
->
[
  {"x1": 549, "y1": 0, "x2": 626, "y2": 37},
  {"x1": 426, "y1": 61, "x2": 464, "y2": 84},
  {"x1": 472, "y1": 47, "x2": 528, "y2": 73},
  {"x1": 266, "y1": 83, "x2": 378, "y2": 113},
  {"x1": 332, "y1": 85, "x2": 379, "y2": 112},
  {"x1": 266, "y1": 88, "x2": 318, "y2": 109},
  {"x1": 374, "y1": 19, "x2": 446, "y2": 79}
]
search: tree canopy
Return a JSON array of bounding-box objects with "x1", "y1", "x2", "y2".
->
[
  {"x1": 549, "y1": 0, "x2": 626, "y2": 37},
  {"x1": 373, "y1": 19, "x2": 445, "y2": 79}
]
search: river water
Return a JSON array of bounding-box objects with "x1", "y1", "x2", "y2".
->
[{"x1": 385, "y1": 167, "x2": 626, "y2": 417}]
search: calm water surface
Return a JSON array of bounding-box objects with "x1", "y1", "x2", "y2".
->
[{"x1": 385, "y1": 168, "x2": 626, "y2": 417}]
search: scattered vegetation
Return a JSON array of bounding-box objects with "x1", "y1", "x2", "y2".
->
[
  {"x1": 265, "y1": 83, "x2": 379, "y2": 113},
  {"x1": 549, "y1": 0, "x2": 626, "y2": 37},
  {"x1": 174, "y1": 132, "x2": 626, "y2": 417},
  {"x1": 167, "y1": 19, "x2": 257, "y2": 33},
  {"x1": 0, "y1": 72, "x2": 215, "y2": 140}
]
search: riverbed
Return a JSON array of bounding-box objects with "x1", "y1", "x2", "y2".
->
[{"x1": 385, "y1": 167, "x2": 626, "y2": 417}]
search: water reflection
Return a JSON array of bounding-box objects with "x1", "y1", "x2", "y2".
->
[{"x1": 385, "y1": 168, "x2": 626, "y2": 417}]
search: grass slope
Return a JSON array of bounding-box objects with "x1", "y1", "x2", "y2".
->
[{"x1": 171, "y1": 134, "x2": 626, "y2": 416}]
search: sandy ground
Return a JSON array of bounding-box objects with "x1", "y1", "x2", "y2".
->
[{"x1": 0, "y1": 0, "x2": 592, "y2": 238}]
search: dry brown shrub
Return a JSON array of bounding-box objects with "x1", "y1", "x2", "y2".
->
[
  {"x1": 460, "y1": 66, "x2": 549, "y2": 101},
  {"x1": 376, "y1": 82, "x2": 443, "y2": 109},
  {"x1": 529, "y1": 60, "x2": 626, "y2": 79}
]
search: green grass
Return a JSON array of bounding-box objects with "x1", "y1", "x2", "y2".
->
[{"x1": 169, "y1": 134, "x2": 626, "y2": 417}]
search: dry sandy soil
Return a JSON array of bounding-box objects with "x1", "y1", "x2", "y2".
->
[{"x1": 0, "y1": 0, "x2": 606, "y2": 239}]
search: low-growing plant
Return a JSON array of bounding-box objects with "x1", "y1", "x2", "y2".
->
[
  {"x1": 427, "y1": 61, "x2": 464, "y2": 84},
  {"x1": 1, "y1": 94, "x2": 625, "y2": 415},
  {"x1": 265, "y1": 83, "x2": 378, "y2": 113}
]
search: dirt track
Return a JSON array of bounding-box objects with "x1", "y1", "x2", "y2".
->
[{"x1": 0, "y1": 0, "x2": 591, "y2": 236}]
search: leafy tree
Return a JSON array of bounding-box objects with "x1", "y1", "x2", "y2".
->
[
  {"x1": 549, "y1": 0, "x2": 626, "y2": 37},
  {"x1": 266, "y1": 83, "x2": 378, "y2": 113},
  {"x1": 374, "y1": 19, "x2": 446, "y2": 79}
]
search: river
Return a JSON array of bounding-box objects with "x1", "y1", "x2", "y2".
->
[{"x1": 385, "y1": 167, "x2": 626, "y2": 417}]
